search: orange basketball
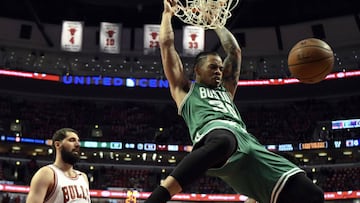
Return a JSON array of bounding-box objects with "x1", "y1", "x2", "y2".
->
[{"x1": 288, "y1": 38, "x2": 334, "y2": 84}]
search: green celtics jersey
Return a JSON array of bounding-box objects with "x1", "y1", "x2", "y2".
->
[
  {"x1": 179, "y1": 82, "x2": 304, "y2": 203},
  {"x1": 179, "y1": 82, "x2": 246, "y2": 144}
]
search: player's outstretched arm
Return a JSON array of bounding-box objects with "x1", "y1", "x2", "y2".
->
[
  {"x1": 214, "y1": 27, "x2": 242, "y2": 98},
  {"x1": 159, "y1": 0, "x2": 189, "y2": 106}
]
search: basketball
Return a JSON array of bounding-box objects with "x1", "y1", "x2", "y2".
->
[{"x1": 287, "y1": 38, "x2": 334, "y2": 84}]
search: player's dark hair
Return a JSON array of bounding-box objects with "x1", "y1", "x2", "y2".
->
[
  {"x1": 52, "y1": 128, "x2": 78, "y2": 150},
  {"x1": 193, "y1": 51, "x2": 220, "y2": 68},
  {"x1": 190, "y1": 51, "x2": 220, "y2": 79}
]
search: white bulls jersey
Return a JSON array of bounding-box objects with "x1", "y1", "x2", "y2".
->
[{"x1": 45, "y1": 164, "x2": 91, "y2": 203}]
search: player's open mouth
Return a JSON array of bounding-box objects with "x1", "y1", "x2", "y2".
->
[{"x1": 214, "y1": 77, "x2": 221, "y2": 82}]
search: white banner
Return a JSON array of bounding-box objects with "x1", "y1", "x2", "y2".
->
[
  {"x1": 61, "y1": 21, "x2": 84, "y2": 52},
  {"x1": 182, "y1": 25, "x2": 205, "y2": 56},
  {"x1": 143, "y1": 24, "x2": 160, "y2": 55},
  {"x1": 100, "y1": 22, "x2": 121, "y2": 54}
]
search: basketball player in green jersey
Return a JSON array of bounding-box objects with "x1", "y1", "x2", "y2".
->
[{"x1": 145, "y1": 0, "x2": 325, "y2": 202}]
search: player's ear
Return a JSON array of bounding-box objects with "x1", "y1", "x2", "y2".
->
[
  {"x1": 194, "y1": 65, "x2": 200, "y2": 76},
  {"x1": 54, "y1": 141, "x2": 61, "y2": 148}
]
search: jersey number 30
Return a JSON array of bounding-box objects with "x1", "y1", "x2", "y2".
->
[{"x1": 209, "y1": 100, "x2": 240, "y2": 120}]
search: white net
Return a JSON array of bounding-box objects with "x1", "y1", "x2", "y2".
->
[{"x1": 174, "y1": 0, "x2": 240, "y2": 29}]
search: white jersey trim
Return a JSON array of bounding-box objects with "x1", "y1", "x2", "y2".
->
[{"x1": 270, "y1": 168, "x2": 305, "y2": 203}]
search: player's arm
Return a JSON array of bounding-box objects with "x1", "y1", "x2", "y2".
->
[
  {"x1": 159, "y1": 0, "x2": 189, "y2": 106},
  {"x1": 80, "y1": 171, "x2": 90, "y2": 187},
  {"x1": 80, "y1": 171, "x2": 91, "y2": 202},
  {"x1": 214, "y1": 27, "x2": 242, "y2": 99},
  {"x1": 26, "y1": 167, "x2": 54, "y2": 203}
]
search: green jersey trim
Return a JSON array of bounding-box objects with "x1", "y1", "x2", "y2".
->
[{"x1": 178, "y1": 82, "x2": 195, "y2": 116}]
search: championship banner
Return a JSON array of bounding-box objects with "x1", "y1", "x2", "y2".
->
[
  {"x1": 100, "y1": 22, "x2": 121, "y2": 54},
  {"x1": 182, "y1": 25, "x2": 204, "y2": 56},
  {"x1": 61, "y1": 21, "x2": 84, "y2": 52},
  {"x1": 143, "y1": 24, "x2": 160, "y2": 55}
]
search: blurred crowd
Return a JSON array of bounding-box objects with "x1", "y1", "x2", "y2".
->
[
  {"x1": 0, "y1": 93, "x2": 359, "y2": 194},
  {"x1": 0, "y1": 158, "x2": 359, "y2": 193},
  {"x1": 0, "y1": 94, "x2": 359, "y2": 145},
  {"x1": 1, "y1": 44, "x2": 360, "y2": 80}
]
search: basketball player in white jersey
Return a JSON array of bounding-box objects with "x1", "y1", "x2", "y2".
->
[{"x1": 26, "y1": 128, "x2": 91, "y2": 203}]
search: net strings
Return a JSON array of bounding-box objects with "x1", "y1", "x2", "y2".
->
[{"x1": 174, "y1": 0, "x2": 239, "y2": 29}]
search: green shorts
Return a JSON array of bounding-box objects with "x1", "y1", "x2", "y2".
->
[{"x1": 198, "y1": 120, "x2": 304, "y2": 203}]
